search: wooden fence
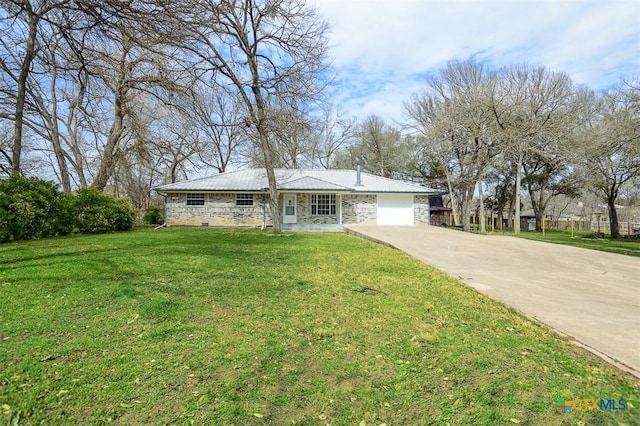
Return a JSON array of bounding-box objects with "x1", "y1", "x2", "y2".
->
[{"x1": 464, "y1": 214, "x2": 640, "y2": 237}]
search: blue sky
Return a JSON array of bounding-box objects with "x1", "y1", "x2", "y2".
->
[{"x1": 313, "y1": 0, "x2": 640, "y2": 124}]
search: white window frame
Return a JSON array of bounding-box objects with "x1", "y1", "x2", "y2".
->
[
  {"x1": 236, "y1": 193, "x2": 254, "y2": 206},
  {"x1": 311, "y1": 194, "x2": 336, "y2": 215},
  {"x1": 186, "y1": 193, "x2": 205, "y2": 206}
]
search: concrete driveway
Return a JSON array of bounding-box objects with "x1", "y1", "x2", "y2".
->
[{"x1": 346, "y1": 225, "x2": 640, "y2": 378}]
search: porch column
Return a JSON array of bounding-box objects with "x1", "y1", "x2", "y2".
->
[{"x1": 339, "y1": 193, "x2": 343, "y2": 225}]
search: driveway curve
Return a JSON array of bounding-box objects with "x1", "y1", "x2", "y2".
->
[{"x1": 346, "y1": 225, "x2": 640, "y2": 378}]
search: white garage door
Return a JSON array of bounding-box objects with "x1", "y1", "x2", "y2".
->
[{"x1": 377, "y1": 194, "x2": 414, "y2": 225}]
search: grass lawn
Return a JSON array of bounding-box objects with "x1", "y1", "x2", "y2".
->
[
  {"x1": 501, "y1": 229, "x2": 640, "y2": 257},
  {"x1": 1, "y1": 228, "x2": 638, "y2": 425}
]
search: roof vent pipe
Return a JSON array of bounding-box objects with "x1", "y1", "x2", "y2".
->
[{"x1": 356, "y1": 165, "x2": 362, "y2": 186}]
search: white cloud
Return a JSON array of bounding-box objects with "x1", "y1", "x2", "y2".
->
[{"x1": 314, "y1": 0, "x2": 640, "y2": 123}]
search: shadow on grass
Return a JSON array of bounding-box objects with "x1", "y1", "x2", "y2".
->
[{"x1": 0, "y1": 248, "x2": 109, "y2": 266}]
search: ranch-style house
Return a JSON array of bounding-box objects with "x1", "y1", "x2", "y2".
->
[{"x1": 154, "y1": 168, "x2": 437, "y2": 230}]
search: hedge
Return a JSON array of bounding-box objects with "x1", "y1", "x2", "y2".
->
[{"x1": 0, "y1": 176, "x2": 135, "y2": 242}]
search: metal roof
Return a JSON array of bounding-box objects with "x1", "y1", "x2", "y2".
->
[
  {"x1": 278, "y1": 176, "x2": 352, "y2": 191},
  {"x1": 154, "y1": 169, "x2": 436, "y2": 194}
]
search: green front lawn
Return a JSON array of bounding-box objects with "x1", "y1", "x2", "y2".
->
[
  {"x1": 505, "y1": 229, "x2": 640, "y2": 257},
  {"x1": 1, "y1": 228, "x2": 637, "y2": 424}
]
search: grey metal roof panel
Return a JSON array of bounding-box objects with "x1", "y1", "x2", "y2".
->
[
  {"x1": 279, "y1": 176, "x2": 352, "y2": 191},
  {"x1": 154, "y1": 169, "x2": 436, "y2": 194},
  {"x1": 301, "y1": 169, "x2": 435, "y2": 193},
  {"x1": 154, "y1": 169, "x2": 269, "y2": 192}
]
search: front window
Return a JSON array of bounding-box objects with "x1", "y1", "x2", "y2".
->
[
  {"x1": 186, "y1": 193, "x2": 205, "y2": 206},
  {"x1": 311, "y1": 194, "x2": 336, "y2": 215},
  {"x1": 236, "y1": 194, "x2": 254, "y2": 206}
]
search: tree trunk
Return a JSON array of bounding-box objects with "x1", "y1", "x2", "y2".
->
[
  {"x1": 478, "y1": 180, "x2": 486, "y2": 233},
  {"x1": 534, "y1": 210, "x2": 544, "y2": 233},
  {"x1": 49, "y1": 65, "x2": 71, "y2": 192},
  {"x1": 607, "y1": 193, "x2": 620, "y2": 238},
  {"x1": 461, "y1": 187, "x2": 473, "y2": 232},
  {"x1": 529, "y1": 189, "x2": 542, "y2": 232},
  {"x1": 169, "y1": 160, "x2": 179, "y2": 183},
  {"x1": 92, "y1": 96, "x2": 125, "y2": 191},
  {"x1": 64, "y1": 73, "x2": 88, "y2": 188},
  {"x1": 513, "y1": 153, "x2": 523, "y2": 234},
  {"x1": 496, "y1": 188, "x2": 506, "y2": 232},
  {"x1": 260, "y1": 133, "x2": 281, "y2": 232},
  {"x1": 534, "y1": 212, "x2": 543, "y2": 232},
  {"x1": 49, "y1": 115, "x2": 72, "y2": 192},
  {"x1": 12, "y1": 14, "x2": 39, "y2": 176},
  {"x1": 445, "y1": 171, "x2": 460, "y2": 226},
  {"x1": 251, "y1": 77, "x2": 281, "y2": 231},
  {"x1": 252, "y1": 100, "x2": 280, "y2": 232},
  {"x1": 68, "y1": 134, "x2": 88, "y2": 187}
]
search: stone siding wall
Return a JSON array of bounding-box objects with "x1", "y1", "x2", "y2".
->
[
  {"x1": 414, "y1": 195, "x2": 430, "y2": 224},
  {"x1": 293, "y1": 193, "x2": 340, "y2": 225},
  {"x1": 166, "y1": 192, "x2": 428, "y2": 226},
  {"x1": 342, "y1": 194, "x2": 377, "y2": 224},
  {"x1": 166, "y1": 193, "x2": 269, "y2": 226}
]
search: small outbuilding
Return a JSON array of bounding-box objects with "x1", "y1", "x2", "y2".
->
[{"x1": 428, "y1": 195, "x2": 453, "y2": 226}]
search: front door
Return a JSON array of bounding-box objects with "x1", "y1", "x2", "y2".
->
[{"x1": 283, "y1": 194, "x2": 297, "y2": 224}]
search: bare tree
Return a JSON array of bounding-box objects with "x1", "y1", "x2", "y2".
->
[
  {"x1": 185, "y1": 0, "x2": 330, "y2": 232},
  {"x1": 267, "y1": 103, "x2": 314, "y2": 168},
  {"x1": 188, "y1": 86, "x2": 246, "y2": 174},
  {"x1": 357, "y1": 115, "x2": 401, "y2": 177},
  {"x1": 16, "y1": 31, "x2": 75, "y2": 191},
  {"x1": 1, "y1": 0, "x2": 70, "y2": 176},
  {"x1": 1, "y1": 0, "x2": 187, "y2": 189},
  {"x1": 109, "y1": 96, "x2": 183, "y2": 203},
  {"x1": 58, "y1": 64, "x2": 93, "y2": 187},
  {"x1": 85, "y1": 23, "x2": 183, "y2": 190},
  {"x1": 334, "y1": 115, "x2": 409, "y2": 179},
  {"x1": 309, "y1": 105, "x2": 356, "y2": 169},
  {"x1": 522, "y1": 143, "x2": 580, "y2": 231},
  {"x1": 490, "y1": 64, "x2": 574, "y2": 233},
  {"x1": 138, "y1": 97, "x2": 207, "y2": 184},
  {"x1": 575, "y1": 81, "x2": 640, "y2": 238},
  {"x1": 405, "y1": 95, "x2": 461, "y2": 225},
  {"x1": 406, "y1": 60, "x2": 496, "y2": 231}
]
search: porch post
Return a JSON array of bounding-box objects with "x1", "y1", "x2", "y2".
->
[{"x1": 339, "y1": 193, "x2": 343, "y2": 225}]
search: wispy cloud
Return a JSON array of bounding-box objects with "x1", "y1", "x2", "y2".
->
[{"x1": 314, "y1": 0, "x2": 640, "y2": 123}]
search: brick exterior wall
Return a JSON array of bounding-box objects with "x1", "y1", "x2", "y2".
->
[{"x1": 165, "y1": 192, "x2": 428, "y2": 226}]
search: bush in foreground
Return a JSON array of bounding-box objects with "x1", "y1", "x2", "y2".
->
[
  {"x1": 142, "y1": 205, "x2": 164, "y2": 225},
  {"x1": 74, "y1": 187, "x2": 135, "y2": 233},
  {"x1": 0, "y1": 176, "x2": 135, "y2": 242},
  {"x1": 0, "y1": 176, "x2": 73, "y2": 242}
]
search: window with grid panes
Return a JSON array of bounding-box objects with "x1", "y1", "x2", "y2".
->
[
  {"x1": 311, "y1": 194, "x2": 336, "y2": 215},
  {"x1": 236, "y1": 194, "x2": 254, "y2": 206},
  {"x1": 186, "y1": 193, "x2": 205, "y2": 206}
]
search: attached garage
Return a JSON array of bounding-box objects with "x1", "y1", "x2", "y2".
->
[{"x1": 377, "y1": 194, "x2": 414, "y2": 225}]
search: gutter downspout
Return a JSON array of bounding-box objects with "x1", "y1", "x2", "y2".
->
[
  {"x1": 261, "y1": 188, "x2": 267, "y2": 230},
  {"x1": 155, "y1": 192, "x2": 168, "y2": 229}
]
